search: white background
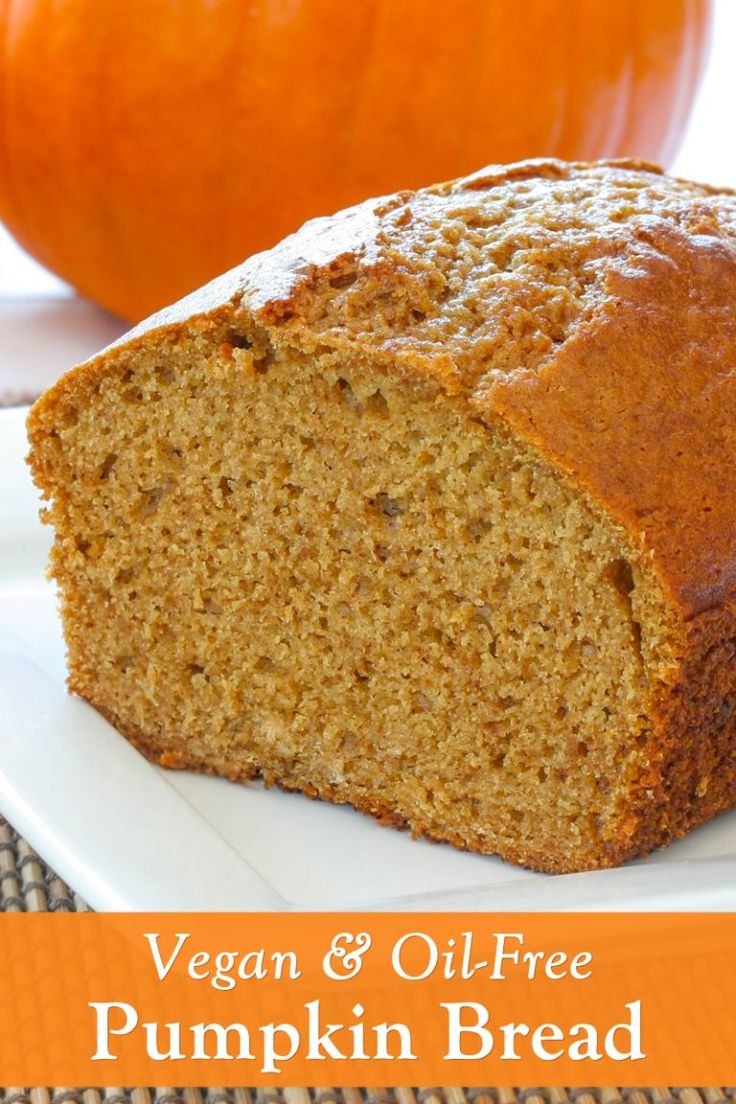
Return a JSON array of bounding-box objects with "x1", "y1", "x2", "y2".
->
[{"x1": 1, "y1": 0, "x2": 735, "y2": 403}]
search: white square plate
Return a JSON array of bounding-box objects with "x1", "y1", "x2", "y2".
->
[{"x1": 2, "y1": 406, "x2": 735, "y2": 911}]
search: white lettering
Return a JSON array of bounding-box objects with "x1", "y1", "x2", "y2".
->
[
  {"x1": 392, "y1": 932, "x2": 439, "y2": 980},
  {"x1": 191, "y1": 1022, "x2": 254, "y2": 1060},
  {"x1": 145, "y1": 932, "x2": 189, "y2": 980},
  {"x1": 490, "y1": 933, "x2": 524, "y2": 979},
  {"x1": 606, "y1": 1001, "x2": 645, "y2": 1061},
  {"x1": 143, "y1": 1021, "x2": 184, "y2": 1061},
  {"x1": 441, "y1": 1001, "x2": 494, "y2": 1059},
  {"x1": 260, "y1": 1020, "x2": 300, "y2": 1073},
  {"x1": 89, "y1": 1001, "x2": 139, "y2": 1060},
  {"x1": 530, "y1": 1022, "x2": 565, "y2": 1060}
]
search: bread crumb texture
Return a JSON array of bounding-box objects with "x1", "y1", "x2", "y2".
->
[{"x1": 28, "y1": 159, "x2": 736, "y2": 873}]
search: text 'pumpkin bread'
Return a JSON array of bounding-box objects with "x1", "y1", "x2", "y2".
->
[{"x1": 27, "y1": 159, "x2": 736, "y2": 874}]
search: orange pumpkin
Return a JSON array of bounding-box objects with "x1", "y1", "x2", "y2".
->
[{"x1": 0, "y1": 0, "x2": 711, "y2": 322}]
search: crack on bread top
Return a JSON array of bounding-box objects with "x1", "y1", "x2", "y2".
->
[{"x1": 240, "y1": 159, "x2": 736, "y2": 399}]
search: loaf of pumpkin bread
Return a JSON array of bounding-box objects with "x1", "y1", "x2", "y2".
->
[{"x1": 27, "y1": 159, "x2": 736, "y2": 873}]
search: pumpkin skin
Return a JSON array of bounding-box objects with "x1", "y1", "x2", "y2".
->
[{"x1": 0, "y1": 0, "x2": 711, "y2": 322}]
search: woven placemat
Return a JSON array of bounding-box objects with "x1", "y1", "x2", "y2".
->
[
  {"x1": 0, "y1": 816, "x2": 88, "y2": 913},
  {"x1": 2, "y1": 1089, "x2": 736, "y2": 1104},
  {"x1": 1, "y1": 817, "x2": 732, "y2": 1099}
]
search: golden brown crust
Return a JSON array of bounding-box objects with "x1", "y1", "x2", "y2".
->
[
  {"x1": 89, "y1": 691, "x2": 634, "y2": 875},
  {"x1": 27, "y1": 157, "x2": 736, "y2": 870},
  {"x1": 32, "y1": 156, "x2": 736, "y2": 620},
  {"x1": 482, "y1": 212, "x2": 736, "y2": 621},
  {"x1": 92, "y1": 657, "x2": 736, "y2": 875}
]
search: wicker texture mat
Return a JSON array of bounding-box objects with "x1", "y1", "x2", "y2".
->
[
  {"x1": 2, "y1": 1089, "x2": 736, "y2": 1104},
  {"x1": 0, "y1": 817, "x2": 88, "y2": 913},
  {"x1": 1, "y1": 817, "x2": 731, "y2": 1099}
]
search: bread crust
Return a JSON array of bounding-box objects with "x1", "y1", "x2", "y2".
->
[
  {"x1": 32, "y1": 157, "x2": 736, "y2": 619},
  {"x1": 28, "y1": 158, "x2": 736, "y2": 867},
  {"x1": 87, "y1": 695, "x2": 634, "y2": 874}
]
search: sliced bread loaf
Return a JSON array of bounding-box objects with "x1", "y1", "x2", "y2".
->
[{"x1": 27, "y1": 158, "x2": 736, "y2": 872}]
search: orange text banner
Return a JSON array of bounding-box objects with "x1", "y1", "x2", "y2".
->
[{"x1": 1, "y1": 912, "x2": 735, "y2": 1085}]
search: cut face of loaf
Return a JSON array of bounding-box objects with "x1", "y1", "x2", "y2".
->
[
  {"x1": 28, "y1": 158, "x2": 736, "y2": 873},
  {"x1": 28, "y1": 338, "x2": 667, "y2": 872}
]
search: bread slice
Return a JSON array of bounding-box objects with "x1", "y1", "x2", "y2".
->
[{"x1": 27, "y1": 158, "x2": 736, "y2": 873}]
